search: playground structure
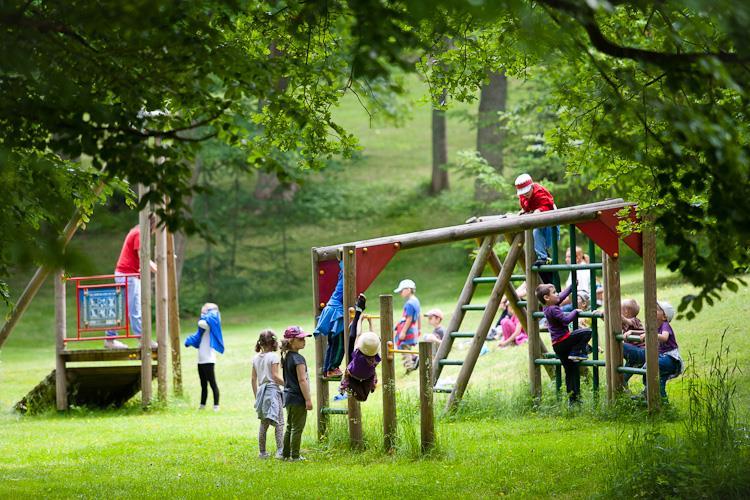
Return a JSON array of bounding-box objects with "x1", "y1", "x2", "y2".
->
[
  {"x1": 311, "y1": 199, "x2": 663, "y2": 449},
  {"x1": 12, "y1": 185, "x2": 183, "y2": 412}
]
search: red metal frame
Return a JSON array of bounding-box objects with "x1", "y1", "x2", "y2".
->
[{"x1": 66, "y1": 273, "x2": 141, "y2": 343}]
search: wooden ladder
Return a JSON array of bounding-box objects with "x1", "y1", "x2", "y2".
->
[{"x1": 431, "y1": 234, "x2": 555, "y2": 413}]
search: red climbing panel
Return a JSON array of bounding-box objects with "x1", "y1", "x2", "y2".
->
[
  {"x1": 355, "y1": 243, "x2": 400, "y2": 295},
  {"x1": 316, "y1": 259, "x2": 341, "y2": 309},
  {"x1": 577, "y1": 206, "x2": 643, "y2": 258}
]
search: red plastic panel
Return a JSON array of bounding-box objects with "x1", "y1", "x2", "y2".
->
[
  {"x1": 576, "y1": 206, "x2": 643, "y2": 258},
  {"x1": 317, "y1": 258, "x2": 341, "y2": 308},
  {"x1": 356, "y1": 243, "x2": 399, "y2": 294}
]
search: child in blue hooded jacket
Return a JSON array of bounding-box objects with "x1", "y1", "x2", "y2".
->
[{"x1": 185, "y1": 302, "x2": 225, "y2": 410}]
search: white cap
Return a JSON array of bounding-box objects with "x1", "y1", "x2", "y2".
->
[
  {"x1": 393, "y1": 279, "x2": 416, "y2": 293},
  {"x1": 515, "y1": 173, "x2": 533, "y2": 196},
  {"x1": 657, "y1": 301, "x2": 675, "y2": 322},
  {"x1": 356, "y1": 331, "x2": 381, "y2": 357}
]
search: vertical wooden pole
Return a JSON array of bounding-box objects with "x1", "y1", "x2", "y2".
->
[
  {"x1": 380, "y1": 294, "x2": 397, "y2": 453},
  {"x1": 447, "y1": 233, "x2": 523, "y2": 411},
  {"x1": 311, "y1": 248, "x2": 330, "y2": 439},
  {"x1": 419, "y1": 340, "x2": 435, "y2": 454},
  {"x1": 602, "y1": 257, "x2": 614, "y2": 401},
  {"x1": 525, "y1": 230, "x2": 542, "y2": 400},
  {"x1": 605, "y1": 253, "x2": 624, "y2": 397},
  {"x1": 139, "y1": 184, "x2": 153, "y2": 407},
  {"x1": 54, "y1": 272, "x2": 68, "y2": 411},
  {"x1": 166, "y1": 232, "x2": 183, "y2": 396},
  {"x1": 155, "y1": 212, "x2": 168, "y2": 402},
  {"x1": 342, "y1": 245, "x2": 363, "y2": 448},
  {"x1": 642, "y1": 226, "x2": 661, "y2": 412}
]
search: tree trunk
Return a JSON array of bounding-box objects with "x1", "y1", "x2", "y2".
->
[
  {"x1": 430, "y1": 94, "x2": 450, "y2": 195},
  {"x1": 174, "y1": 156, "x2": 202, "y2": 285},
  {"x1": 475, "y1": 70, "x2": 507, "y2": 202}
]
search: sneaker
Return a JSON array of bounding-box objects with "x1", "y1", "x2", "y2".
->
[
  {"x1": 355, "y1": 293, "x2": 367, "y2": 312},
  {"x1": 584, "y1": 344, "x2": 593, "y2": 355},
  {"x1": 198, "y1": 405, "x2": 206, "y2": 410},
  {"x1": 258, "y1": 452, "x2": 270, "y2": 459},
  {"x1": 274, "y1": 451, "x2": 284, "y2": 460},
  {"x1": 333, "y1": 392, "x2": 348, "y2": 401},
  {"x1": 213, "y1": 405, "x2": 220, "y2": 412},
  {"x1": 325, "y1": 368, "x2": 342, "y2": 378},
  {"x1": 104, "y1": 339, "x2": 128, "y2": 349},
  {"x1": 289, "y1": 456, "x2": 307, "y2": 462},
  {"x1": 568, "y1": 353, "x2": 588, "y2": 362}
]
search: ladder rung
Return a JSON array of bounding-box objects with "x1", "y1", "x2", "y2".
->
[
  {"x1": 472, "y1": 274, "x2": 526, "y2": 284},
  {"x1": 321, "y1": 375, "x2": 342, "y2": 382},
  {"x1": 433, "y1": 387, "x2": 453, "y2": 393},
  {"x1": 534, "y1": 358, "x2": 605, "y2": 367},
  {"x1": 320, "y1": 407, "x2": 348, "y2": 415},
  {"x1": 462, "y1": 304, "x2": 486, "y2": 311},
  {"x1": 617, "y1": 366, "x2": 646, "y2": 375},
  {"x1": 531, "y1": 263, "x2": 603, "y2": 272},
  {"x1": 450, "y1": 331, "x2": 475, "y2": 338},
  {"x1": 439, "y1": 359, "x2": 464, "y2": 366},
  {"x1": 517, "y1": 300, "x2": 527, "y2": 307}
]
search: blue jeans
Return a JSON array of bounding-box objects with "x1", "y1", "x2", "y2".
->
[
  {"x1": 622, "y1": 344, "x2": 679, "y2": 398},
  {"x1": 106, "y1": 274, "x2": 141, "y2": 337},
  {"x1": 533, "y1": 226, "x2": 559, "y2": 262}
]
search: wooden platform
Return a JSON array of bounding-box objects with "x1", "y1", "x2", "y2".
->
[
  {"x1": 14, "y1": 365, "x2": 157, "y2": 414},
  {"x1": 60, "y1": 347, "x2": 157, "y2": 362}
]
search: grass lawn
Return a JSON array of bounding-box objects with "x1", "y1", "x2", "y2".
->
[{"x1": 1, "y1": 266, "x2": 748, "y2": 498}]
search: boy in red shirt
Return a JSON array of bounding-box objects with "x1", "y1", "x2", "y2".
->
[
  {"x1": 515, "y1": 173, "x2": 557, "y2": 267},
  {"x1": 104, "y1": 215, "x2": 158, "y2": 349}
]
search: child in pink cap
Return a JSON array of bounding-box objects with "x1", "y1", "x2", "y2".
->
[{"x1": 280, "y1": 326, "x2": 312, "y2": 461}]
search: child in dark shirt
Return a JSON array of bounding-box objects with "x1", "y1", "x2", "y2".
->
[
  {"x1": 339, "y1": 331, "x2": 381, "y2": 402},
  {"x1": 536, "y1": 284, "x2": 592, "y2": 404},
  {"x1": 280, "y1": 326, "x2": 312, "y2": 461}
]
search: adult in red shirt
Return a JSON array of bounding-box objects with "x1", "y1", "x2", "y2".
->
[
  {"x1": 515, "y1": 173, "x2": 558, "y2": 265},
  {"x1": 104, "y1": 216, "x2": 158, "y2": 349}
]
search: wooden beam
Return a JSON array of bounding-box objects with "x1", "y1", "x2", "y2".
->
[
  {"x1": 380, "y1": 294, "x2": 397, "y2": 453},
  {"x1": 311, "y1": 248, "x2": 329, "y2": 440},
  {"x1": 54, "y1": 272, "x2": 68, "y2": 411},
  {"x1": 342, "y1": 245, "x2": 363, "y2": 449},
  {"x1": 602, "y1": 257, "x2": 614, "y2": 401},
  {"x1": 447, "y1": 233, "x2": 524, "y2": 411},
  {"x1": 525, "y1": 230, "x2": 542, "y2": 400},
  {"x1": 432, "y1": 236, "x2": 496, "y2": 382},
  {"x1": 642, "y1": 226, "x2": 661, "y2": 412},
  {"x1": 314, "y1": 201, "x2": 634, "y2": 261},
  {"x1": 605, "y1": 253, "x2": 624, "y2": 399},
  {"x1": 155, "y1": 211, "x2": 168, "y2": 402},
  {"x1": 60, "y1": 348, "x2": 157, "y2": 362},
  {"x1": 419, "y1": 340, "x2": 435, "y2": 454},
  {"x1": 472, "y1": 199, "x2": 627, "y2": 223},
  {"x1": 166, "y1": 232, "x2": 183, "y2": 396},
  {"x1": 139, "y1": 184, "x2": 153, "y2": 408}
]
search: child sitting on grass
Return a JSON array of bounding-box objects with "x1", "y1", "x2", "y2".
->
[
  {"x1": 184, "y1": 302, "x2": 224, "y2": 411},
  {"x1": 339, "y1": 331, "x2": 381, "y2": 402},
  {"x1": 423, "y1": 308, "x2": 446, "y2": 345},
  {"x1": 252, "y1": 330, "x2": 285, "y2": 459},
  {"x1": 537, "y1": 284, "x2": 592, "y2": 404},
  {"x1": 496, "y1": 309, "x2": 528, "y2": 348},
  {"x1": 280, "y1": 326, "x2": 313, "y2": 461}
]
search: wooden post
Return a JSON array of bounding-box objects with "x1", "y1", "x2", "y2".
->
[
  {"x1": 642, "y1": 226, "x2": 660, "y2": 412},
  {"x1": 166, "y1": 232, "x2": 183, "y2": 396},
  {"x1": 311, "y1": 248, "x2": 330, "y2": 439},
  {"x1": 419, "y1": 340, "x2": 435, "y2": 454},
  {"x1": 432, "y1": 236, "x2": 496, "y2": 382},
  {"x1": 342, "y1": 245, "x2": 363, "y2": 448},
  {"x1": 525, "y1": 230, "x2": 542, "y2": 400},
  {"x1": 139, "y1": 185, "x2": 153, "y2": 407},
  {"x1": 155, "y1": 212, "x2": 168, "y2": 401},
  {"x1": 380, "y1": 294, "x2": 397, "y2": 453},
  {"x1": 54, "y1": 272, "x2": 68, "y2": 411},
  {"x1": 447, "y1": 233, "x2": 524, "y2": 411},
  {"x1": 605, "y1": 253, "x2": 624, "y2": 398},
  {"x1": 602, "y1": 257, "x2": 614, "y2": 401}
]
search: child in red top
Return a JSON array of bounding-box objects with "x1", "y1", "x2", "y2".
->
[{"x1": 515, "y1": 173, "x2": 558, "y2": 269}]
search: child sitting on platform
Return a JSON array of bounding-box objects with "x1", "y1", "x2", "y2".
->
[
  {"x1": 339, "y1": 331, "x2": 382, "y2": 402},
  {"x1": 620, "y1": 298, "x2": 645, "y2": 389},
  {"x1": 622, "y1": 301, "x2": 683, "y2": 400},
  {"x1": 184, "y1": 302, "x2": 224, "y2": 411},
  {"x1": 537, "y1": 284, "x2": 592, "y2": 404},
  {"x1": 252, "y1": 330, "x2": 284, "y2": 459}
]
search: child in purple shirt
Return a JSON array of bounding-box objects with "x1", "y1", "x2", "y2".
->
[
  {"x1": 339, "y1": 331, "x2": 381, "y2": 401},
  {"x1": 536, "y1": 284, "x2": 592, "y2": 404}
]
